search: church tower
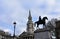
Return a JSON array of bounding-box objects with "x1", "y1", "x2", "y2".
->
[{"x1": 27, "y1": 10, "x2": 34, "y2": 34}]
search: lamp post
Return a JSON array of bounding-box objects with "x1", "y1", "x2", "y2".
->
[{"x1": 13, "y1": 22, "x2": 16, "y2": 39}]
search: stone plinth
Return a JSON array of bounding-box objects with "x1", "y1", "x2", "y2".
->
[
  {"x1": 34, "y1": 28, "x2": 51, "y2": 39},
  {"x1": 55, "y1": 20, "x2": 60, "y2": 39}
]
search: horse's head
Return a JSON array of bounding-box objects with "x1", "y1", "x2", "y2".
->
[{"x1": 43, "y1": 17, "x2": 48, "y2": 20}]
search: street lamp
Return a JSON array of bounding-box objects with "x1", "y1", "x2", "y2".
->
[{"x1": 13, "y1": 22, "x2": 16, "y2": 39}]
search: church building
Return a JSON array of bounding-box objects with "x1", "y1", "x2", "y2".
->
[{"x1": 18, "y1": 10, "x2": 34, "y2": 39}]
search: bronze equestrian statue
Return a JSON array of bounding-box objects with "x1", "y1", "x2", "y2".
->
[{"x1": 35, "y1": 16, "x2": 48, "y2": 28}]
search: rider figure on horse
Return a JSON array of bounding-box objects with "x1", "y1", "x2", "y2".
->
[
  {"x1": 39, "y1": 16, "x2": 41, "y2": 21},
  {"x1": 35, "y1": 16, "x2": 48, "y2": 29}
]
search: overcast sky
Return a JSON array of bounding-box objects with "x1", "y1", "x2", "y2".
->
[{"x1": 0, "y1": 0, "x2": 60, "y2": 36}]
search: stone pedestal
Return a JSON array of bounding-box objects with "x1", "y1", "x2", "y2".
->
[
  {"x1": 34, "y1": 28, "x2": 51, "y2": 39},
  {"x1": 55, "y1": 20, "x2": 60, "y2": 39}
]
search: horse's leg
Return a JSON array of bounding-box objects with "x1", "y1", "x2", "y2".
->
[
  {"x1": 37, "y1": 24, "x2": 38, "y2": 27},
  {"x1": 36, "y1": 24, "x2": 39, "y2": 29},
  {"x1": 43, "y1": 24, "x2": 45, "y2": 28},
  {"x1": 43, "y1": 23, "x2": 47, "y2": 29}
]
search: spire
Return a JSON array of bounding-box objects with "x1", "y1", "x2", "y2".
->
[
  {"x1": 29, "y1": 10, "x2": 31, "y2": 17},
  {"x1": 27, "y1": 10, "x2": 34, "y2": 34},
  {"x1": 28, "y1": 10, "x2": 32, "y2": 20}
]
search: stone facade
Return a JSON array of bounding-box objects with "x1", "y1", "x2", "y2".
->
[
  {"x1": 55, "y1": 20, "x2": 60, "y2": 39},
  {"x1": 34, "y1": 28, "x2": 51, "y2": 39},
  {"x1": 19, "y1": 31, "x2": 34, "y2": 39}
]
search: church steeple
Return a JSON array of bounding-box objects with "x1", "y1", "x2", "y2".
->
[
  {"x1": 27, "y1": 10, "x2": 34, "y2": 34},
  {"x1": 28, "y1": 10, "x2": 32, "y2": 20}
]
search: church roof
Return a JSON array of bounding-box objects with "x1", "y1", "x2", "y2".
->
[
  {"x1": 19, "y1": 31, "x2": 27, "y2": 37},
  {"x1": 19, "y1": 31, "x2": 34, "y2": 37}
]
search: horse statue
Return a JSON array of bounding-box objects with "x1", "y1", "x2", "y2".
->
[{"x1": 34, "y1": 16, "x2": 48, "y2": 28}]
